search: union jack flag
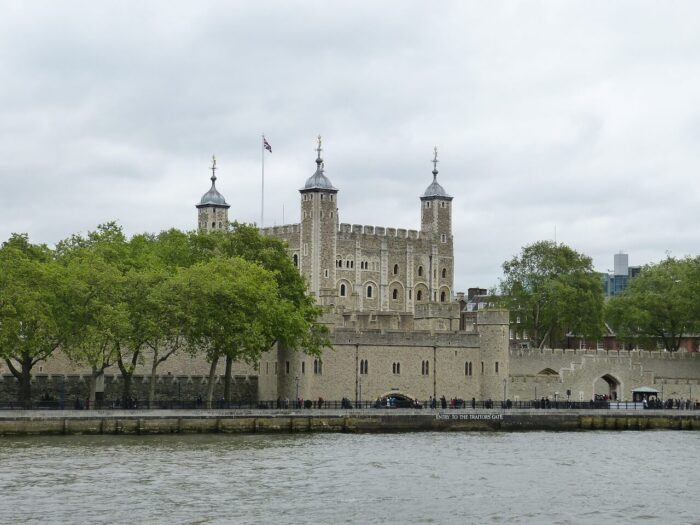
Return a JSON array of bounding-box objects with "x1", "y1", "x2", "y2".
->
[{"x1": 263, "y1": 136, "x2": 272, "y2": 153}]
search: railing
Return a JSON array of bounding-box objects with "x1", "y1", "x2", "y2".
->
[{"x1": 0, "y1": 399, "x2": 697, "y2": 411}]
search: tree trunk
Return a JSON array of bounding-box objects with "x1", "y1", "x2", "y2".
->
[
  {"x1": 19, "y1": 362, "x2": 32, "y2": 409},
  {"x1": 88, "y1": 366, "x2": 99, "y2": 410},
  {"x1": 117, "y1": 349, "x2": 139, "y2": 408},
  {"x1": 224, "y1": 355, "x2": 233, "y2": 406},
  {"x1": 206, "y1": 356, "x2": 219, "y2": 409},
  {"x1": 6, "y1": 356, "x2": 33, "y2": 409},
  {"x1": 148, "y1": 357, "x2": 158, "y2": 409}
]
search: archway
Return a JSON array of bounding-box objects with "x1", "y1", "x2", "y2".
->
[
  {"x1": 594, "y1": 374, "x2": 621, "y2": 401},
  {"x1": 376, "y1": 391, "x2": 421, "y2": 408}
]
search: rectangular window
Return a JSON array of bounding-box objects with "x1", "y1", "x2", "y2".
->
[
  {"x1": 495, "y1": 362, "x2": 499, "y2": 374},
  {"x1": 303, "y1": 243, "x2": 308, "y2": 256},
  {"x1": 302, "y1": 362, "x2": 305, "y2": 374},
  {"x1": 481, "y1": 361, "x2": 484, "y2": 374},
  {"x1": 286, "y1": 361, "x2": 290, "y2": 374}
]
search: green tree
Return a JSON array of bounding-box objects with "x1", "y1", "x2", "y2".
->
[
  {"x1": 0, "y1": 234, "x2": 65, "y2": 407},
  {"x1": 194, "y1": 223, "x2": 328, "y2": 403},
  {"x1": 56, "y1": 223, "x2": 130, "y2": 408},
  {"x1": 606, "y1": 256, "x2": 700, "y2": 352},
  {"x1": 499, "y1": 241, "x2": 604, "y2": 348},
  {"x1": 173, "y1": 257, "x2": 283, "y2": 408}
]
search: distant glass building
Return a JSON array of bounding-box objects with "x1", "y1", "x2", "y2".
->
[{"x1": 602, "y1": 252, "x2": 641, "y2": 297}]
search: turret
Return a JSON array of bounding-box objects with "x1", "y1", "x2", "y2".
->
[
  {"x1": 419, "y1": 148, "x2": 454, "y2": 303},
  {"x1": 420, "y1": 147, "x2": 453, "y2": 237},
  {"x1": 196, "y1": 155, "x2": 230, "y2": 232},
  {"x1": 299, "y1": 136, "x2": 339, "y2": 302}
]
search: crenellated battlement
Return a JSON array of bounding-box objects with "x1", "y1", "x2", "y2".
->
[
  {"x1": 338, "y1": 223, "x2": 420, "y2": 239},
  {"x1": 332, "y1": 327, "x2": 480, "y2": 347},
  {"x1": 511, "y1": 348, "x2": 700, "y2": 360},
  {"x1": 259, "y1": 223, "x2": 300, "y2": 236}
]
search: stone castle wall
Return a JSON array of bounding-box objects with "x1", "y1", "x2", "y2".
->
[
  {"x1": 0, "y1": 373, "x2": 257, "y2": 405},
  {"x1": 508, "y1": 348, "x2": 700, "y2": 402}
]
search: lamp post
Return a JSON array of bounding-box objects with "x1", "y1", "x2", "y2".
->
[
  {"x1": 661, "y1": 381, "x2": 664, "y2": 403},
  {"x1": 359, "y1": 376, "x2": 363, "y2": 409},
  {"x1": 295, "y1": 376, "x2": 299, "y2": 407}
]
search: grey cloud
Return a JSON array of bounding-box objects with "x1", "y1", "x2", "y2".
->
[{"x1": 1, "y1": 1, "x2": 699, "y2": 291}]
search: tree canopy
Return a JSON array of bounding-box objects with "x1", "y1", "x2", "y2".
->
[
  {"x1": 499, "y1": 240, "x2": 604, "y2": 348},
  {"x1": 0, "y1": 222, "x2": 327, "y2": 408},
  {"x1": 606, "y1": 256, "x2": 700, "y2": 352},
  {"x1": 0, "y1": 234, "x2": 66, "y2": 407}
]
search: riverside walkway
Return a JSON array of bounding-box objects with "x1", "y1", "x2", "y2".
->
[{"x1": 0, "y1": 408, "x2": 698, "y2": 435}]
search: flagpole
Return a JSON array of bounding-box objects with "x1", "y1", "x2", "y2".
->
[{"x1": 261, "y1": 134, "x2": 265, "y2": 227}]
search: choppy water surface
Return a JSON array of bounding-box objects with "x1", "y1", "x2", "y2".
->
[{"x1": 0, "y1": 431, "x2": 698, "y2": 524}]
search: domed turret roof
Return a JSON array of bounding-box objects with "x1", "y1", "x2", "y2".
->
[
  {"x1": 196, "y1": 156, "x2": 230, "y2": 208},
  {"x1": 301, "y1": 136, "x2": 337, "y2": 192},
  {"x1": 421, "y1": 147, "x2": 452, "y2": 199}
]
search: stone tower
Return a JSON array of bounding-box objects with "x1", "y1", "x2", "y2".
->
[
  {"x1": 196, "y1": 155, "x2": 230, "y2": 232},
  {"x1": 299, "y1": 136, "x2": 339, "y2": 304},
  {"x1": 419, "y1": 148, "x2": 454, "y2": 303}
]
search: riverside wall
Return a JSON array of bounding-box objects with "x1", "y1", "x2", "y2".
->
[{"x1": 0, "y1": 409, "x2": 698, "y2": 436}]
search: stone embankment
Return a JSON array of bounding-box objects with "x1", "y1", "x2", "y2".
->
[{"x1": 0, "y1": 409, "x2": 698, "y2": 436}]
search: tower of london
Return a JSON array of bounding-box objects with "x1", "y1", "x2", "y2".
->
[{"x1": 197, "y1": 137, "x2": 511, "y2": 403}]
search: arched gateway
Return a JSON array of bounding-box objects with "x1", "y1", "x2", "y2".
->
[{"x1": 594, "y1": 374, "x2": 622, "y2": 401}]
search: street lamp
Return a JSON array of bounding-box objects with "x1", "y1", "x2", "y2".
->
[
  {"x1": 359, "y1": 376, "x2": 363, "y2": 409},
  {"x1": 295, "y1": 376, "x2": 299, "y2": 406}
]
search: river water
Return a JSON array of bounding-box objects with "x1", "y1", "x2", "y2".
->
[{"x1": 0, "y1": 431, "x2": 698, "y2": 524}]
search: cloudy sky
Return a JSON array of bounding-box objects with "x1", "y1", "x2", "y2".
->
[{"x1": 1, "y1": 1, "x2": 699, "y2": 291}]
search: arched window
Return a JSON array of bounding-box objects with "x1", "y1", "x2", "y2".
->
[
  {"x1": 442, "y1": 268, "x2": 447, "y2": 278},
  {"x1": 465, "y1": 361, "x2": 469, "y2": 375},
  {"x1": 392, "y1": 289, "x2": 398, "y2": 300},
  {"x1": 425, "y1": 360, "x2": 429, "y2": 375},
  {"x1": 392, "y1": 363, "x2": 396, "y2": 374},
  {"x1": 293, "y1": 254, "x2": 298, "y2": 267},
  {"x1": 416, "y1": 290, "x2": 422, "y2": 301},
  {"x1": 393, "y1": 264, "x2": 399, "y2": 275},
  {"x1": 469, "y1": 362, "x2": 473, "y2": 376},
  {"x1": 440, "y1": 291, "x2": 446, "y2": 302},
  {"x1": 418, "y1": 266, "x2": 423, "y2": 277},
  {"x1": 314, "y1": 359, "x2": 322, "y2": 375},
  {"x1": 367, "y1": 285, "x2": 373, "y2": 298},
  {"x1": 421, "y1": 361, "x2": 425, "y2": 375},
  {"x1": 397, "y1": 363, "x2": 401, "y2": 374},
  {"x1": 340, "y1": 283, "x2": 346, "y2": 297},
  {"x1": 360, "y1": 360, "x2": 368, "y2": 375}
]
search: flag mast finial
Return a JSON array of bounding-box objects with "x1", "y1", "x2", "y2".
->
[
  {"x1": 210, "y1": 155, "x2": 217, "y2": 183},
  {"x1": 432, "y1": 147, "x2": 439, "y2": 181}
]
